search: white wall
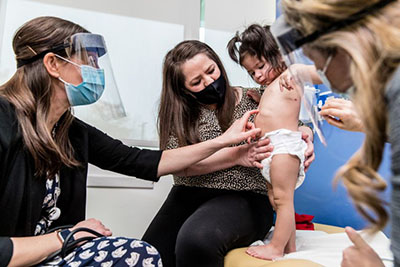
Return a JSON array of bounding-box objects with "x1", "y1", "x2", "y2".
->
[
  {"x1": 205, "y1": 28, "x2": 258, "y2": 88},
  {"x1": 30, "y1": 0, "x2": 276, "y2": 39},
  {"x1": 26, "y1": 0, "x2": 201, "y2": 39},
  {"x1": 203, "y1": 0, "x2": 276, "y2": 90},
  {"x1": 205, "y1": 0, "x2": 275, "y2": 32},
  {"x1": 0, "y1": 0, "x2": 184, "y2": 142}
]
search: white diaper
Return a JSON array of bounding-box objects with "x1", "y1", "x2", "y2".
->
[{"x1": 260, "y1": 129, "x2": 307, "y2": 189}]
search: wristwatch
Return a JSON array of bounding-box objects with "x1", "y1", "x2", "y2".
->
[{"x1": 56, "y1": 229, "x2": 74, "y2": 244}]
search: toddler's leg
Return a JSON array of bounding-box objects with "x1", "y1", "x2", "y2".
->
[{"x1": 246, "y1": 154, "x2": 299, "y2": 260}]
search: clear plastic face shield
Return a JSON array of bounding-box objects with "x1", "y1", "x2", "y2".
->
[
  {"x1": 271, "y1": 0, "x2": 396, "y2": 146},
  {"x1": 65, "y1": 33, "x2": 126, "y2": 119},
  {"x1": 271, "y1": 17, "x2": 327, "y2": 145}
]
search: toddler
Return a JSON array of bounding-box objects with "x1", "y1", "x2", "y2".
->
[{"x1": 228, "y1": 24, "x2": 319, "y2": 260}]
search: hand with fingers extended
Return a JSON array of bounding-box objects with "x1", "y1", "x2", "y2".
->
[
  {"x1": 218, "y1": 110, "x2": 261, "y2": 146},
  {"x1": 320, "y1": 98, "x2": 364, "y2": 132},
  {"x1": 341, "y1": 227, "x2": 384, "y2": 267},
  {"x1": 301, "y1": 131, "x2": 315, "y2": 172},
  {"x1": 237, "y1": 138, "x2": 273, "y2": 168},
  {"x1": 298, "y1": 126, "x2": 315, "y2": 172},
  {"x1": 71, "y1": 218, "x2": 113, "y2": 240}
]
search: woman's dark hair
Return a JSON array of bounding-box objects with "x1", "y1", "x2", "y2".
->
[
  {"x1": 0, "y1": 16, "x2": 88, "y2": 179},
  {"x1": 227, "y1": 24, "x2": 286, "y2": 74},
  {"x1": 158, "y1": 40, "x2": 237, "y2": 149}
]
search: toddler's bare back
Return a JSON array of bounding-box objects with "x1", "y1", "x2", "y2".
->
[{"x1": 255, "y1": 77, "x2": 301, "y2": 136}]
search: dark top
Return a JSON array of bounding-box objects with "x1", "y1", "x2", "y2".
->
[
  {"x1": 0, "y1": 96, "x2": 163, "y2": 266},
  {"x1": 385, "y1": 66, "x2": 400, "y2": 266}
]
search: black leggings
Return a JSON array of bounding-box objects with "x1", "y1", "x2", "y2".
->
[{"x1": 142, "y1": 186, "x2": 273, "y2": 267}]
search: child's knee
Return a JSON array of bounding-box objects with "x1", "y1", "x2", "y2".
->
[{"x1": 272, "y1": 188, "x2": 293, "y2": 207}]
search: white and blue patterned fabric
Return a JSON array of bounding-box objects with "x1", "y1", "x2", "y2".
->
[
  {"x1": 37, "y1": 236, "x2": 162, "y2": 267},
  {"x1": 34, "y1": 174, "x2": 162, "y2": 266},
  {"x1": 35, "y1": 174, "x2": 61, "y2": 235}
]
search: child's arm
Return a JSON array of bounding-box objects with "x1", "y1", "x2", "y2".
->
[{"x1": 279, "y1": 64, "x2": 322, "y2": 91}]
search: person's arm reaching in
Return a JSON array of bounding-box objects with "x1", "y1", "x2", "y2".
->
[
  {"x1": 157, "y1": 110, "x2": 262, "y2": 176},
  {"x1": 173, "y1": 138, "x2": 272, "y2": 176},
  {"x1": 7, "y1": 219, "x2": 112, "y2": 267},
  {"x1": 320, "y1": 98, "x2": 364, "y2": 132}
]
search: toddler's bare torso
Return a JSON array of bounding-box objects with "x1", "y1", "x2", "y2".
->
[{"x1": 255, "y1": 76, "x2": 301, "y2": 136}]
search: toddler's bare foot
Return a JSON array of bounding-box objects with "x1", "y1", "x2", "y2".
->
[{"x1": 246, "y1": 243, "x2": 283, "y2": 260}]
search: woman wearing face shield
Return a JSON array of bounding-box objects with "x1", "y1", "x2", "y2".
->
[
  {"x1": 0, "y1": 17, "x2": 262, "y2": 267},
  {"x1": 275, "y1": 0, "x2": 400, "y2": 266},
  {"x1": 142, "y1": 40, "x2": 277, "y2": 267}
]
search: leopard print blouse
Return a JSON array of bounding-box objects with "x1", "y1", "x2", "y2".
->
[{"x1": 166, "y1": 87, "x2": 268, "y2": 195}]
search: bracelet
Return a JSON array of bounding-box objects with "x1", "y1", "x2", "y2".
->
[{"x1": 56, "y1": 229, "x2": 74, "y2": 244}]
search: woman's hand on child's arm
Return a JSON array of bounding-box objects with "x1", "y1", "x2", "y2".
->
[
  {"x1": 236, "y1": 138, "x2": 273, "y2": 168},
  {"x1": 299, "y1": 126, "x2": 315, "y2": 172}
]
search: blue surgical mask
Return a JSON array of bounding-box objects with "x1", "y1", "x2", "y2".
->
[{"x1": 56, "y1": 55, "x2": 105, "y2": 106}]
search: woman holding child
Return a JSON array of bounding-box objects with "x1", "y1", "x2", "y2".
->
[{"x1": 142, "y1": 37, "x2": 315, "y2": 266}]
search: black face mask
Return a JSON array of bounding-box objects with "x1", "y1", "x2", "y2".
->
[{"x1": 190, "y1": 75, "x2": 226, "y2": 105}]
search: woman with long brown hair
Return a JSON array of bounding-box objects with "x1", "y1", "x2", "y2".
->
[
  {"x1": 142, "y1": 40, "x2": 315, "y2": 266},
  {"x1": 0, "y1": 17, "x2": 262, "y2": 266},
  {"x1": 274, "y1": 0, "x2": 400, "y2": 266}
]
